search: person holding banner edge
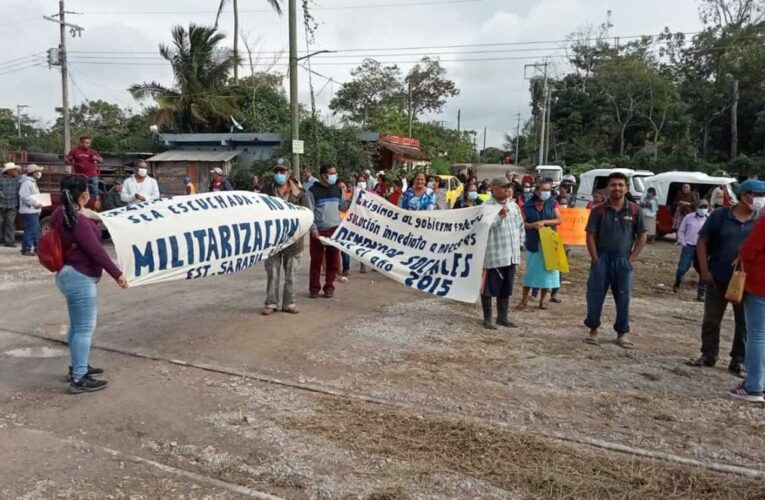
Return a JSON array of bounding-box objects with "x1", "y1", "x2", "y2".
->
[
  {"x1": 481, "y1": 178, "x2": 525, "y2": 329},
  {"x1": 305, "y1": 165, "x2": 348, "y2": 298},
  {"x1": 261, "y1": 161, "x2": 306, "y2": 315},
  {"x1": 518, "y1": 181, "x2": 561, "y2": 310},
  {"x1": 583, "y1": 172, "x2": 647, "y2": 349},
  {"x1": 54, "y1": 175, "x2": 128, "y2": 394}
]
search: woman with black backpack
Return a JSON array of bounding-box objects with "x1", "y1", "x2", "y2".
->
[{"x1": 53, "y1": 175, "x2": 128, "y2": 394}]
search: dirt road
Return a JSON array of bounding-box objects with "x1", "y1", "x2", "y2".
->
[{"x1": 1, "y1": 240, "x2": 763, "y2": 499}]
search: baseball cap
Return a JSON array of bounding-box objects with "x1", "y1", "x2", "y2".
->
[
  {"x1": 490, "y1": 176, "x2": 513, "y2": 188},
  {"x1": 739, "y1": 179, "x2": 765, "y2": 195},
  {"x1": 272, "y1": 158, "x2": 290, "y2": 172},
  {"x1": 210, "y1": 167, "x2": 224, "y2": 176},
  {"x1": 698, "y1": 199, "x2": 709, "y2": 208}
]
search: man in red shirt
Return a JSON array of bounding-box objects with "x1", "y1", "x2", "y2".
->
[{"x1": 66, "y1": 136, "x2": 103, "y2": 198}]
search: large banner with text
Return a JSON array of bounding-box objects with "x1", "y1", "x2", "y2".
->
[
  {"x1": 100, "y1": 191, "x2": 313, "y2": 287},
  {"x1": 321, "y1": 190, "x2": 501, "y2": 303}
]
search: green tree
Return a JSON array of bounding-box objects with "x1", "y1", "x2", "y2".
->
[
  {"x1": 214, "y1": 0, "x2": 282, "y2": 81},
  {"x1": 329, "y1": 59, "x2": 403, "y2": 127},
  {"x1": 129, "y1": 24, "x2": 240, "y2": 132},
  {"x1": 403, "y1": 57, "x2": 460, "y2": 127}
]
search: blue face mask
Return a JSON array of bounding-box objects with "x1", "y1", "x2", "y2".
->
[
  {"x1": 468, "y1": 191, "x2": 478, "y2": 200},
  {"x1": 540, "y1": 191, "x2": 552, "y2": 201},
  {"x1": 274, "y1": 173, "x2": 287, "y2": 185},
  {"x1": 327, "y1": 174, "x2": 338, "y2": 185}
]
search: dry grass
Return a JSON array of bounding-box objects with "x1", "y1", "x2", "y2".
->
[{"x1": 288, "y1": 399, "x2": 765, "y2": 500}]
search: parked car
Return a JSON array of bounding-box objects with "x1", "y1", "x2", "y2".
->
[
  {"x1": 535, "y1": 165, "x2": 563, "y2": 188},
  {"x1": 574, "y1": 168, "x2": 654, "y2": 207},
  {"x1": 439, "y1": 175, "x2": 464, "y2": 208},
  {"x1": 643, "y1": 172, "x2": 738, "y2": 237}
]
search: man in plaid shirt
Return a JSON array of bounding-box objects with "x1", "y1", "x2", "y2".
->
[
  {"x1": 0, "y1": 162, "x2": 21, "y2": 247},
  {"x1": 481, "y1": 177, "x2": 525, "y2": 329}
]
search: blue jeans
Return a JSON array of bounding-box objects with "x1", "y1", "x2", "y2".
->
[
  {"x1": 585, "y1": 253, "x2": 634, "y2": 335},
  {"x1": 87, "y1": 176, "x2": 100, "y2": 197},
  {"x1": 56, "y1": 266, "x2": 99, "y2": 381},
  {"x1": 743, "y1": 294, "x2": 765, "y2": 395},
  {"x1": 675, "y1": 245, "x2": 705, "y2": 293},
  {"x1": 341, "y1": 252, "x2": 350, "y2": 274},
  {"x1": 21, "y1": 213, "x2": 41, "y2": 252}
]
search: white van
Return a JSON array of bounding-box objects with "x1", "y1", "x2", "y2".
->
[
  {"x1": 574, "y1": 168, "x2": 655, "y2": 207},
  {"x1": 535, "y1": 165, "x2": 563, "y2": 188}
]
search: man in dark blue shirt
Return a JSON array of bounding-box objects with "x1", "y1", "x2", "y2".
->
[
  {"x1": 583, "y1": 172, "x2": 647, "y2": 348},
  {"x1": 687, "y1": 179, "x2": 765, "y2": 377}
]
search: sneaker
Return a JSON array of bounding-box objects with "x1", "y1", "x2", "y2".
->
[
  {"x1": 324, "y1": 289, "x2": 334, "y2": 298},
  {"x1": 309, "y1": 292, "x2": 320, "y2": 299},
  {"x1": 68, "y1": 375, "x2": 108, "y2": 394},
  {"x1": 67, "y1": 365, "x2": 104, "y2": 382},
  {"x1": 728, "y1": 384, "x2": 764, "y2": 403},
  {"x1": 686, "y1": 356, "x2": 716, "y2": 368},
  {"x1": 282, "y1": 304, "x2": 299, "y2": 314}
]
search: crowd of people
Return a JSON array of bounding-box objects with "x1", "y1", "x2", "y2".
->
[{"x1": 9, "y1": 146, "x2": 765, "y2": 405}]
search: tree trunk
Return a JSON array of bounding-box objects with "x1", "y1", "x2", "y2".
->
[
  {"x1": 702, "y1": 121, "x2": 709, "y2": 160},
  {"x1": 620, "y1": 124, "x2": 627, "y2": 157},
  {"x1": 233, "y1": 0, "x2": 239, "y2": 81},
  {"x1": 730, "y1": 78, "x2": 739, "y2": 160}
]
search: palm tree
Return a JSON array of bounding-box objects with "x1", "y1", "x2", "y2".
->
[
  {"x1": 129, "y1": 24, "x2": 240, "y2": 132},
  {"x1": 214, "y1": 0, "x2": 282, "y2": 81}
]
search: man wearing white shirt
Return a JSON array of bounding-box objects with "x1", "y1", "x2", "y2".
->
[{"x1": 121, "y1": 160, "x2": 160, "y2": 205}]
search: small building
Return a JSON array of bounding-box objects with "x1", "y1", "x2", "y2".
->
[
  {"x1": 377, "y1": 135, "x2": 430, "y2": 172},
  {"x1": 145, "y1": 150, "x2": 241, "y2": 196},
  {"x1": 159, "y1": 133, "x2": 285, "y2": 165}
]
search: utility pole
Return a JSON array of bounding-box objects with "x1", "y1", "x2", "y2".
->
[
  {"x1": 544, "y1": 86, "x2": 552, "y2": 164},
  {"x1": 482, "y1": 126, "x2": 487, "y2": 161},
  {"x1": 514, "y1": 113, "x2": 521, "y2": 165},
  {"x1": 457, "y1": 109, "x2": 461, "y2": 134},
  {"x1": 288, "y1": 0, "x2": 300, "y2": 179},
  {"x1": 407, "y1": 82, "x2": 413, "y2": 138},
  {"x1": 16, "y1": 104, "x2": 29, "y2": 137},
  {"x1": 731, "y1": 79, "x2": 739, "y2": 160},
  {"x1": 525, "y1": 61, "x2": 548, "y2": 166},
  {"x1": 44, "y1": 1, "x2": 83, "y2": 156}
]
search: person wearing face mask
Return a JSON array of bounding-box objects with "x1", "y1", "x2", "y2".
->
[
  {"x1": 454, "y1": 183, "x2": 482, "y2": 208},
  {"x1": 673, "y1": 200, "x2": 710, "y2": 302},
  {"x1": 121, "y1": 160, "x2": 160, "y2": 206},
  {"x1": 355, "y1": 175, "x2": 368, "y2": 191},
  {"x1": 521, "y1": 183, "x2": 534, "y2": 204},
  {"x1": 518, "y1": 181, "x2": 562, "y2": 310},
  {"x1": 687, "y1": 180, "x2": 765, "y2": 377},
  {"x1": 19, "y1": 164, "x2": 45, "y2": 256},
  {"x1": 261, "y1": 162, "x2": 306, "y2": 315},
  {"x1": 305, "y1": 165, "x2": 348, "y2": 298}
]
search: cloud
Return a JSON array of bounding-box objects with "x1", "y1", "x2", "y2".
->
[{"x1": 0, "y1": 0, "x2": 702, "y2": 151}]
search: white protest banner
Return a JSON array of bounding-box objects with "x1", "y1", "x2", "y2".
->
[
  {"x1": 100, "y1": 191, "x2": 313, "y2": 287},
  {"x1": 321, "y1": 189, "x2": 501, "y2": 303}
]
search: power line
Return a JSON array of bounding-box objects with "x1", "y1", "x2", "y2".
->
[
  {"x1": 78, "y1": 0, "x2": 481, "y2": 15},
  {"x1": 0, "y1": 52, "x2": 45, "y2": 68},
  {"x1": 0, "y1": 63, "x2": 45, "y2": 77}
]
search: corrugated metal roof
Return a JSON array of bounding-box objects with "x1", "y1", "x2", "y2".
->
[
  {"x1": 379, "y1": 142, "x2": 430, "y2": 161},
  {"x1": 147, "y1": 150, "x2": 242, "y2": 162},
  {"x1": 159, "y1": 133, "x2": 285, "y2": 143}
]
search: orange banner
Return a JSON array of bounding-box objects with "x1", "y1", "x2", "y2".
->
[{"x1": 557, "y1": 208, "x2": 590, "y2": 246}]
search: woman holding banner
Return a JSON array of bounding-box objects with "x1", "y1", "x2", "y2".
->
[
  {"x1": 400, "y1": 172, "x2": 436, "y2": 211},
  {"x1": 54, "y1": 175, "x2": 128, "y2": 394},
  {"x1": 518, "y1": 181, "x2": 562, "y2": 310}
]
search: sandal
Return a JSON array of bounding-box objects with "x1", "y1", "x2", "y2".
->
[
  {"x1": 550, "y1": 297, "x2": 562, "y2": 304},
  {"x1": 261, "y1": 307, "x2": 277, "y2": 316},
  {"x1": 583, "y1": 335, "x2": 600, "y2": 346},
  {"x1": 538, "y1": 302, "x2": 549, "y2": 310},
  {"x1": 615, "y1": 336, "x2": 635, "y2": 350},
  {"x1": 516, "y1": 301, "x2": 529, "y2": 311}
]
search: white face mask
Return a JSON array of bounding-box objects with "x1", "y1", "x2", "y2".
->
[
  {"x1": 137, "y1": 168, "x2": 148, "y2": 178},
  {"x1": 358, "y1": 182, "x2": 367, "y2": 190},
  {"x1": 751, "y1": 197, "x2": 765, "y2": 212},
  {"x1": 33, "y1": 171, "x2": 42, "y2": 180}
]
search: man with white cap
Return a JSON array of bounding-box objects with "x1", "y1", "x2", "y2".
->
[
  {"x1": 19, "y1": 164, "x2": 44, "y2": 256},
  {"x1": 0, "y1": 162, "x2": 21, "y2": 247},
  {"x1": 208, "y1": 167, "x2": 233, "y2": 192},
  {"x1": 121, "y1": 160, "x2": 160, "y2": 206}
]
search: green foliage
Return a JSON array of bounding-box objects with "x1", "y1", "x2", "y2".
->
[{"x1": 129, "y1": 24, "x2": 239, "y2": 132}]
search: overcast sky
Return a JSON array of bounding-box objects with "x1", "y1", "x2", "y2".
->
[{"x1": 0, "y1": 0, "x2": 703, "y2": 149}]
